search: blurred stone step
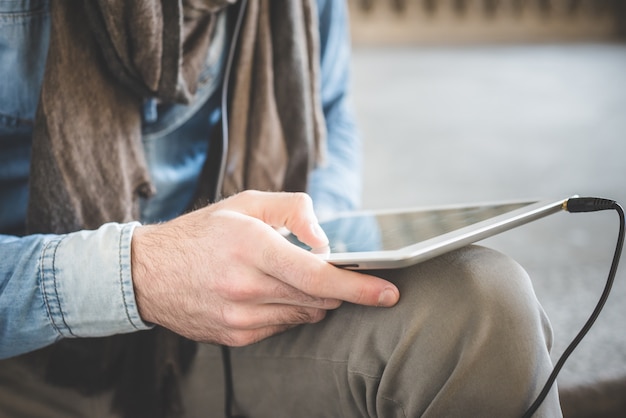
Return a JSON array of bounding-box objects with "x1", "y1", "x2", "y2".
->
[{"x1": 348, "y1": 0, "x2": 624, "y2": 44}]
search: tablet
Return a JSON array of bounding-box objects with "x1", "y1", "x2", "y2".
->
[{"x1": 288, "y1": 196, "x2": 573, "y2": 270}]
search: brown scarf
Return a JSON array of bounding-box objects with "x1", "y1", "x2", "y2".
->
[{"x1": 25, "y1": 1, "x2": 325, "y2": 417}]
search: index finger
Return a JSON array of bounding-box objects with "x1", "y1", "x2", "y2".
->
[{"x1": 259, "y1": 230, "x2": 400, "y2": 308}]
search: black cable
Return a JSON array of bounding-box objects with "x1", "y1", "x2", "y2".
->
[
  {"x1": 220, "y1": 3, "x2": 248, "y2": 417},
  {"x1": 522, "y1": 197, "x2": 625, "y2": 417},
  {"x1": 221, "y1": 345, "x2": 238, "y2": 418},
  {"x1": 215, "y1": 0, "x2": 247, "y2": 202}
]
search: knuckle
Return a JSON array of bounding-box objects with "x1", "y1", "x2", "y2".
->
[
  {"x1": 290, "y1": 307, "x2": 326, "y2": 325},
  {"x1": 228, "y1": 283, "x2": 255, "y2": 303},
  {"x1": 345, "y1": 284, "x2": 371, "y2": 305},
  {"x1": 228, "y1": 190, "x2": 261, "y2": 212},
  {"x1": 263, "y1": 242, "x2": 304, "y2": 282},
  {"x1": 289, "y1": 193, "x2": 315, "y2": 226},
  {"x1": 291, "y1": 192, "x2": 313, "y2": 208},
  {"x1": 262, "y1": 243, "x2": 282, "y2": 270},
  {"x1": 237, "y1": 189, "x2": 259, "y2": 200},
  {"x1": 215, "y1": 274, "x2": 260, "y2": 304},
  {"x1": 324, "y1": 299, "x2": 342, "y2": 309},
  {"x1": 271, "y1": 283, "x2": 296, "y2": 300},
  {"x1": 294, "y1": 263, "x2": 323, "y2": 295},
  {"x1": 273, "y1": 282, "x2": 324, "y2": 307},
  {"x1": 295, "y1": 269, "x2": 315, "y2": 294},
  {"x1": 220, "y1": 305, "x2": 253, "y2": 330},
  {"x1": 349, "y1": 283, "x2": 370, "y2": 306},
  {"x1": 309, "y1": 309, "x2": 327, "y2": 324}
]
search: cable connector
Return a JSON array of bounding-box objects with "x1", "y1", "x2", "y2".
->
[
  {"x1": 523, "y1": 196, "x2": 624, "y2": 417},
  {"x1": 564, "y1": 197, "x2": 617, "y2": 213}
]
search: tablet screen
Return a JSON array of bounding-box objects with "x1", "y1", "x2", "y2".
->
[
  {"x1": 290, "y1": 201, "x2": 534, "y2": 253},
  {"x1": 286, "y1": 198, "x2": 567, "y2": 269}
]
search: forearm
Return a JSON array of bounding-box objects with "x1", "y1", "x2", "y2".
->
[{"x1": 0, "y1": 223, "x2": 151, "y2": 359}]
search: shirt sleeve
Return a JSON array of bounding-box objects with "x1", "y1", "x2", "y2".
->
[
  {"x1": 308, "y1": 0, "x2": 363, "y2": 220},
  {"x1": 0, "y1": 222, "x2": 152, "y2": 360}
]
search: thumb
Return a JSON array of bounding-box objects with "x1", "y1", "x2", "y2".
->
[{"x1": 224, "y1": 191, "x2": 329, "y2": 249}]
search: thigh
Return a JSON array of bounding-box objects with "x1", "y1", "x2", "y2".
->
[
  {"x1": 182, "y1": 245, "x2": 560, "y2": 418},
  {"x1": 0, "y1": 245, "x2": 560, "y2": 418}
]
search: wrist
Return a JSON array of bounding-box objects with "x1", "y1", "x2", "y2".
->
[{"x1": 131, "y1": 224, "x2": 158, "y2": 325}]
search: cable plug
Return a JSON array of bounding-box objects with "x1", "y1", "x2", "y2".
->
[
  {"x1": 565, "y1": 197, "x2": 617, "y2": 213},
  {"x1": 523, "y1": 196, "x2": 624, "y2": 418}
]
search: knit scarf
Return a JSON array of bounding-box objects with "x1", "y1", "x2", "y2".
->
[{"x1": 25, "y1": 1, "x2": 326, "y2": 417}]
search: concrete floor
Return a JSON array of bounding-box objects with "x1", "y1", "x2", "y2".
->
[{"x1": 351, "y1": 43, "x2": 626, "y2": 394}]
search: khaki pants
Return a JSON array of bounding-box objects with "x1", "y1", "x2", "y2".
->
[{"x1": 0, "y1": 246, "x2": 562, "y2": 417}]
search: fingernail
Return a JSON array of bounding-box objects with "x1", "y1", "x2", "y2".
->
[{"x1": 377, "y1": 287, "x2": 398, "y2": 307}]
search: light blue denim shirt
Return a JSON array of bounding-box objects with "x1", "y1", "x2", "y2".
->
[{"x1": 0, "y1": 0, "x2": 360, "y2": 359}]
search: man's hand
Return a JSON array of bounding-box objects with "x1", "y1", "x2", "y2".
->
[{"x1": 131, "y1": 190, "x2": 399, "y2": 347}]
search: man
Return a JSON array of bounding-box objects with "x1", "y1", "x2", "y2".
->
[{"x1": 0, "y1": 0, "x2": 561, "y2": 416}]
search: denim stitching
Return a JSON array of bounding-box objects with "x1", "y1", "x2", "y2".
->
[
  {"x1": 0, "y1": 112, "x2": 33, "y2": 127},
  {"x1": 0, "y1": 1, "x2": 49, "y2": 23},
  {"x1": 0, "y1": 10, "x2": 49, "y2": 25},
  {"x1": 51, "y1": 235, "x2": 76, "y2": 337},
  {"x1": 39, "y1": 238, "x2": 62, "y2": 336},
  {"x1": 119, "y1": 224, "x2": 140, "y2": 329}
]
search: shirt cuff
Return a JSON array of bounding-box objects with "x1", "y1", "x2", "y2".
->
[{"x1": 39, "y1": 222, "x2": 152, "y2": 338}]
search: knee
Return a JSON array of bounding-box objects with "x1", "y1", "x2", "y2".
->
[
  {"x1": 442, "y1": 244, "x2": 538, "y2": 314},
  {"x1": 454, "y1": 245, "x2": 542, "y2": 323},
  {"x1": 383, "y1": 245, "x2": 552, "y2": 347},
  {"x1": 347, "y1": 246, "x2": 556, "y2": 416}
]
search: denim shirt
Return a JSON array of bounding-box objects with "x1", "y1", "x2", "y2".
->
[{"x1": 0, "y1": 0, "x2": 361, "y2": 359}]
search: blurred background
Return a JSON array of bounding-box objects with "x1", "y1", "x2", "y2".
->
[{"x1": 346, "y1": 1, "x2": 626, "y2": 416}]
